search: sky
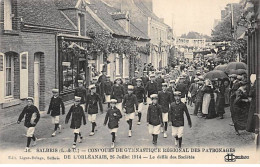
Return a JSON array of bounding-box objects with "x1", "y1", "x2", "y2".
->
[{"x1": 153, "y1": 0, "x2": 240, "y2": 36}]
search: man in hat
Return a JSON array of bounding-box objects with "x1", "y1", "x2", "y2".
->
[
  {"x1": 176, "y1": 76, "x2": 188, "y2": 104},
  {"x1": 187, "y1": 70, "x2": 195, "y2": 84},
  {"x1": 85, "y1": 84, "x2": 103, "y2": 136},
  {"x1": 167, "y1": 80, "x2": 177, "y2": 101},
  {"x1": 133, "y1": 78, "x2": 147, "y2": 125},
  {"x1": 229, "y1": 74, "x2": 237, "y2": 89},
  {"x1": 104, "y1": 99, "x2": 122, "y2": 148},
  {"x1": 158, "y1": 83, "x2": 172, "y2": 138},
  {"x1": 193, "y1": 81, "x2": 204, "y2": 116},
  {"x1": 169, "y1": 91, "x2": 192, "y2": 148},
  {"x1": 155, "y1": 71, "x2": 165, "y2": 91},
  {"x1": 145, "y1": 74, "x2": 158, "y2": 104},
  {"x1": 131, "y1": 71, "x2": 139, "y2": 86},
  {"x1": 17, "y1": 97, "x2": 40, "y2": 152},
  {"x1": 195, "y1": 71, "x2": 201, "y2": 79},
  {"x1": 47, "y1": 89, "x2": 65, "y2": 137},
  {"x1": 141, "y1": 71, "x2": 149, "y2": 88},
  {"x1": 74, "y1": 80, "x2": 87, "y2": 109},
  {"x1": 147, "y1": 94, "x2": 163, "y2": 146},
  {"x1": 122, "y1": 85, "x2": 138, "y2": 137},
  {"x1": 103, "y1": 75, "x2": 113, "y2": 108},
  {"x1": 188, "y1": 78, "x2": 200, "y2": 107},
  {"x1": 65, "y1": 96, "x2": 86, "y2": 149},
  {"x1": 98, "y1": 70, "x2": 107, "y2": 103}
]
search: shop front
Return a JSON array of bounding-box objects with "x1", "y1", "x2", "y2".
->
[{"x1": 58, "y1": 34, "x2": 92, "y2": 101}]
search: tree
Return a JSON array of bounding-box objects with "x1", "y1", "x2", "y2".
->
[
  {"x1": 180, "y1": 31, "x2": 211, "y2": 41},
  {"x1": 211, "y1": 3, "x2": 242, "y2": 42}
]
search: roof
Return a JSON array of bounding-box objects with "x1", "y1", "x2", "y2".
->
[
  {"x1": 88, "y1": 0, "x2": 149, "y2": 40},
  {"x1": 88, "y1": 0, "x2": 129, "y2": 37},
  {"x1": 54, "y1": 0, "x2": 78, "y2": 9},
  {"x1": 19, "y1": 0, "x2": 77, "y2": 31},
  {"x1": 85, "y1": 11, "x2": 105, "y2": 32},
  {"x1": 130, "y1": 22, "x2": 150, "y2": 40}
]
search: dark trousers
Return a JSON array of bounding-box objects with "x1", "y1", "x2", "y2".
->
[{"x1": 194, "y1": 101, "x2": 202, "y2": 115}]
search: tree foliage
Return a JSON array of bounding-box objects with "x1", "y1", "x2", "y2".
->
[{"x1": 180, "y1": 31, "x2": 211, "y2": 41}]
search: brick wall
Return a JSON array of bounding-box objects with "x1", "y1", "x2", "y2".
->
[
  {"x1": 12, "y1": 0, "x2": 19, "y2": 30},
  {"x1": 0, "y1": 31, "x2": 57, "y2": 125}
]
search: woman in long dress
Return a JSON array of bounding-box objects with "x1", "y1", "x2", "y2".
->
[
  {"x1": 246, "y1": 81, "x2": 256, "y2": 133},
  {"x1": 233, "y1": 82, "x2": 250, "y2": 135},
  {"x1": 215, "y1": 79, "x2": 226, "y2": 119},
  {"x1": 201, "y1": 79, "x2": 217, "y2": 119},
  {"x1": 223, "y1": 79, "x2": 230, "y2": 107}
]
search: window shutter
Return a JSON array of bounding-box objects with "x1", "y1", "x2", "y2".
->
[
  {"x1": 0, "y1": 53, "x2": 5, "y2": 103},
  {"x1": 20, "y1": 52, "x2": 28, "y2": 99}
]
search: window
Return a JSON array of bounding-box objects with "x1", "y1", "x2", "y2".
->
[
  {"x1": 4, "y1": 0, "x2": 12, "y2": 30},
  {"x1": 5, "y1": 55, "x2": 13, "y2": 97},
  {"x1": 61, "y1": 51, "x2": 87, "y2": 92}
]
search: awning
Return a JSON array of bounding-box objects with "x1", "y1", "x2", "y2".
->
[{"x1": 57, "y1": 34, "x2": 92, "y2": 42}]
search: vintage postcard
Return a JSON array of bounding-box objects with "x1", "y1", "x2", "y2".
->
[{"x1": 0, "y1": 0, "x2": 259, "y2": 164}]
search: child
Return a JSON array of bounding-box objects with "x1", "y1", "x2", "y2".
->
[
  {"x1": 17, "y1": 97, "x2": 40, "y2": 152},
  {"x1": 122, "y1": 85, "x2": 138, "y2": 137},
  {"x1": 65, "y1": 96, "x2": 86, "y2": 149},
  {"x1": 169, "y1": 91, "x2": 192, "y2": 148},
  {"x1": 103, "y1": 99, "x2": 122, "y2": 148},
  {"x1": 85, "y1": 84, "x2": 103, "y2": 136},
  {"x1": 158, "y1": 83, "x2": 172, "y2": 138},
  {"x1": 147, "y1": 94, "x2": 163, "y2": 146},
  {"x1": 47, "y1": 89, "x2": 65, "y2": 137},
  {"x1": 133, "y1": 78, "x2": 147, "y2": 125}
]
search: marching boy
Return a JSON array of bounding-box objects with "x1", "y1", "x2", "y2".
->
[
  {"x1": 133, "y1": 78, "x2": 147, "y2": 125},
  {"x1": 85, "y1": 84, "x2": 103, "y2": 136},
  {"x1": 147, "y1": 94, "x2": 163, "y2": 146},
  {"x1": 158, "y1": 83, "x2": 172, "y2": 138},
  {"x1": 122, "y1": 85, "x2": 138, "y2": 137},
  {"x1": 169, "y1": 91, "x2": 192, "y2": 148},
  {"x1": 17, "y1": 97, "x2": 40, "y2": 152},
  {"x1": 103, "y1": 99, "x2": 122, "y2": 148},
  {"x1": 65, "y1": 96, "x2": 86, "y2": 149},
  {"x1": 47, "y1": 89, "x2": 65, "y2": 137}
]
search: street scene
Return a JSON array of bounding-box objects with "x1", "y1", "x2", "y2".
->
[{"x1": 0, "y1": 0, "x2": 259, "y2": 164}]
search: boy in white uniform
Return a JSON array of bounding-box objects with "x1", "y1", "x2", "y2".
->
[
  {"x1": 47, "y1": 89, "x2": 65, "y2": 137},
  {"x1": 17, "y1": 97, "x2": 40, "y2": 152},
  {"x1": 169, "y1": 91, "x2": 192, "y2": 148},
  {"x1": 65, "y1": 96, "x2": 86, "y2": 149},
  {"x1": 103, "y1": 99, "x2": 122, "y2": 148},
  {"x1": 147, "y1": 94, "x2": 163, "y2": 146}
]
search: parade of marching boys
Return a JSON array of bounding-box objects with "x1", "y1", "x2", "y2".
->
[{"x1": 14, "y1": 59, "x2": 258, "y2": 151}]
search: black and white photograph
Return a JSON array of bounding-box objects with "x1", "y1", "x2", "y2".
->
[{"x1": 0, "y1": 0, "x2": 259, "y2": 164}]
